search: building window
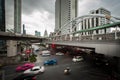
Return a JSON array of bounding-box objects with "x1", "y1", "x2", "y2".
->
[
  {"x1": 92, "y1": 18, "x2": 94, "y2": 27},
  {"x1": 96, "y1": 10, "x2": 99, "y2": 14},
  {"x1": 96, "y1": 18, "x2": 99, "y2": 26}
]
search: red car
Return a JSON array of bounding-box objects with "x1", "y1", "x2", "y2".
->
[{"x1": 16, "y1": 63, "x2": 35, "y2": 72}]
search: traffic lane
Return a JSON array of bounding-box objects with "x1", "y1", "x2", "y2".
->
[
  {"x1": 2, "y1": 55, "x2": 72, "y2": 80},
  {"x1": 2, "y1": 54, "x2": 109, "y2": 80},
  {"x1": 2, "y1": 64, "x2": 25, "y2": 80},
  {"x1": 35, "y1": 54, "x2": 73, "y2": 66},
  {"x1": 36, "y1": 61, "x2": 108, "y2": 80},
  {"x1": 35, "y1": 54, "x2": 108, "y2": 80},
  {"x1": 2, "y1": 64, "x2": 23, "y2": 75}
]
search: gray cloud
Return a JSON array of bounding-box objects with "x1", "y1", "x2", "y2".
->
[
  {"x1": 22, "y1": 0, "x2": 55, "y2": 15},
  {"x1": 6, "y1": 0, "x2": 55, "y2": 35},
  {"x1": 99, "y1": 0, "x2": 120, "y2": 17},
  {"x1": 6, "y1": 0, "x2": 120, "y2": 35},
  {"x1": 78, "y1": 0, "x2": 120, "y2": 17},
  {"x1": 5, "y1": 0, "x2": 14, "y2": 29}
]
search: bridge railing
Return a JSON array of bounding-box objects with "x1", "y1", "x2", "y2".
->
[{"x1": 46, "y1": 32, "x2": 120, "y2": 42}]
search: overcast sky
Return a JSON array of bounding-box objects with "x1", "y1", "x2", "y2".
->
[
  {"x1": 6, "y1": 0, "x2": 120, "y2": 36},
  {"x1": 22, "y1": 0, "x2": 55, "y2": 36},
  {"x1": 78, "y1": 0, "x2": 120, "y2": 17}
]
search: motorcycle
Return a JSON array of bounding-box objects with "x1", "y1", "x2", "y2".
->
[{"x1": 64, "y1": 67, "x2": 71, "y2": 75}]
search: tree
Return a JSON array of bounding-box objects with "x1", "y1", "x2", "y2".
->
[{"x1": 29, "y1": 54, "x2": 37, "y2": 62}]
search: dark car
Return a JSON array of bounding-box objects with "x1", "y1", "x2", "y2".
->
[{"x1": 13, "y1": 74, "x2": 36, "y2": 80}]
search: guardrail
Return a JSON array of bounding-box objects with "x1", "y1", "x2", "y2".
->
[{"x1": 47, "y1": 32, "x2": 120, "y2": 42}]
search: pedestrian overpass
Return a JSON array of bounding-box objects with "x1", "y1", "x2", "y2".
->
[{"x1": 44, "y1": 15, "x2": 120, "y2": 57}]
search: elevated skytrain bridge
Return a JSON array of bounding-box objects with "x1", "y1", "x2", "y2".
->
[{"x1": 45, "y1": 15, "x2": 120, "y2": 57}]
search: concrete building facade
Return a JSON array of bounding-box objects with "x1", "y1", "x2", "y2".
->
[
  {"x1": 0, "y1": 0, "x2": 5, "y2": 31},
  {"x1": 0, "y1": 0, "x2": 6, "y2": 56},
  {"x1": 14, "y1": 0, "x2": 21, "y2": 34},
  {"x1": 7, "y1": 40, "x2": 17, "y2": 56},
  {"x1": 77, "y1": 7, "x2": 111, "y2": 36},
  {"x1": 44, "y1": 29, "x2": 48, "y2": 37},
  {"x1": 55, "y1": 0, "x2": 77, "y2": 35}
]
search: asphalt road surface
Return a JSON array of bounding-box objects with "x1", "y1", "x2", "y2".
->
[
  {"x1": 2, "y1": 54, "x2": 109, "y2": 80},
  {"x1": 35, "y1": 55, "x2": 108, "y2": 80}
]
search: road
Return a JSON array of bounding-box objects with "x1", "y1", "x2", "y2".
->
[
  {"x1": 36, "y1": 55, "x2": 108, "y2": 80},
  {"x1": 1, "y1": 54, "x2": 109, "y2": 80}
]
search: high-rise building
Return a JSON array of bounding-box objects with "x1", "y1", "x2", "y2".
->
[
  {"x1": 0, "y1": 0, "x2": 22, "y2": 56},
  {"x1": 44, "y1": 29, "x2": 48, "y2": 37},
  {"x1": 78, "y1": 7, "x2": 111, "y2": 35},
  {"x1": 0, "y1": 0, "x2": 5, "y2": 31},
  {"x1": 90, "y1": 7, "x2": 111, "y2": 34},
  {"x1": 14, "y1": 0, "x2": 21, "y2": 33},
  {"x1": 55, "y1": 0, "x2": 77, "y2": 35},
  {"x1": 0, "y1": 0, "x2": 6, "y2": 56},
  {"x1": 35, "y1": 30, "x2": 41, "y2": 37},
  {"x1": 23, "y1": 24, "x2": 26, "y2": 34}
]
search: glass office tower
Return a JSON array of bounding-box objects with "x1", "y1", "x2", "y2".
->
[
  {"x1": 0, "y1": 0, "x2": 6, "y2": 56},
  {"x1": 0, "y1": 0, "x2": 5, "y2": 31},
  {"x1": 14, "y1": 0, "x2": 21, "y2": 33}
]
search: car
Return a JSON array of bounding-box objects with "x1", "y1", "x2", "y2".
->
[
  {"x1": 16, "y1": 63, "x2": 35, "y2": 72},
  {"x1": 13, "y1": 74, "x2": 36, "y2": 80},
  {"x1": 44, "y1": 59, "x2": 57, "y2": 65},
  {"x1": 42, "y1": 53, "x2": 51, "y2": 56},
  {"x1": 41, "y1": 50, "x2": 51, "y2": 56},
  {"x1": 56, "y1": 52, "x2": 64, "y2": 55},
  {"x1": 72, "y1": 56, "x2": 83, "y2": 62},
  {"x1": 24, "y1": 66, "x2": 45, "y2": 74}
]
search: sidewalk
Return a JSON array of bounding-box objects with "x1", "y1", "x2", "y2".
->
[{"x1": 0, "y1": 55, "x2": 29, "y2": 67}]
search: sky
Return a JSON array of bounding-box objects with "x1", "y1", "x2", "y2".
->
[
  {"x1": 22, "y1": 0, "x2": 55, "y2": 36},
  {"x1": 5, "y1": 0, "x2": 120, "y2": 36},
  {"x1": 6, "y1": 0, "x2": 55, "y2": 36},
  {"x1": 78, "y1": 0, "x2": 120, "y2": 17}
]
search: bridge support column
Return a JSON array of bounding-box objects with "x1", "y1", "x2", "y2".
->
[
  {"x1": 70, "y1": 34, "x2": 73, "y2": 41},
  {"x1": 115, "y1": 26, "x2": 118, "y2": 39},
  {"x1": 7, "y1": 40, "x2": 17, "y2": 57},
  {"x1": 92, "y1": 34, "x2": 94, "y2": 40}
]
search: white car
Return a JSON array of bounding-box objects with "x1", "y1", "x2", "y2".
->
[
  {"x1": 72, "y1": 56, "x2": 83, "y2": 62},
  {"x1": 41, "y1": 50, "x2": 51, "y2": 56},
  {"x1": 56, "y1": 52, "x2": 64, "y2": 55},
  {"x1": 23, "y1": 66, "x2": 45, "y2": 74},
  {"x1": 42, "y1": 53, "x2": 51, "y2": 56}
]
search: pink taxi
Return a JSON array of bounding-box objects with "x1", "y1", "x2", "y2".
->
[{"x1": 16, "y1": 63, "x2": 35, "y2": 72}]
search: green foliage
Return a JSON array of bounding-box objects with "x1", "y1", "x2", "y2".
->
[{"x1": 29, "y1": 54, "x2": 37, "y2": 62}]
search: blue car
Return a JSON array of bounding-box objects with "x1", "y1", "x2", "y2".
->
[{"x1": 44, "y1": 59, "x2": 57, "y2": 65}]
